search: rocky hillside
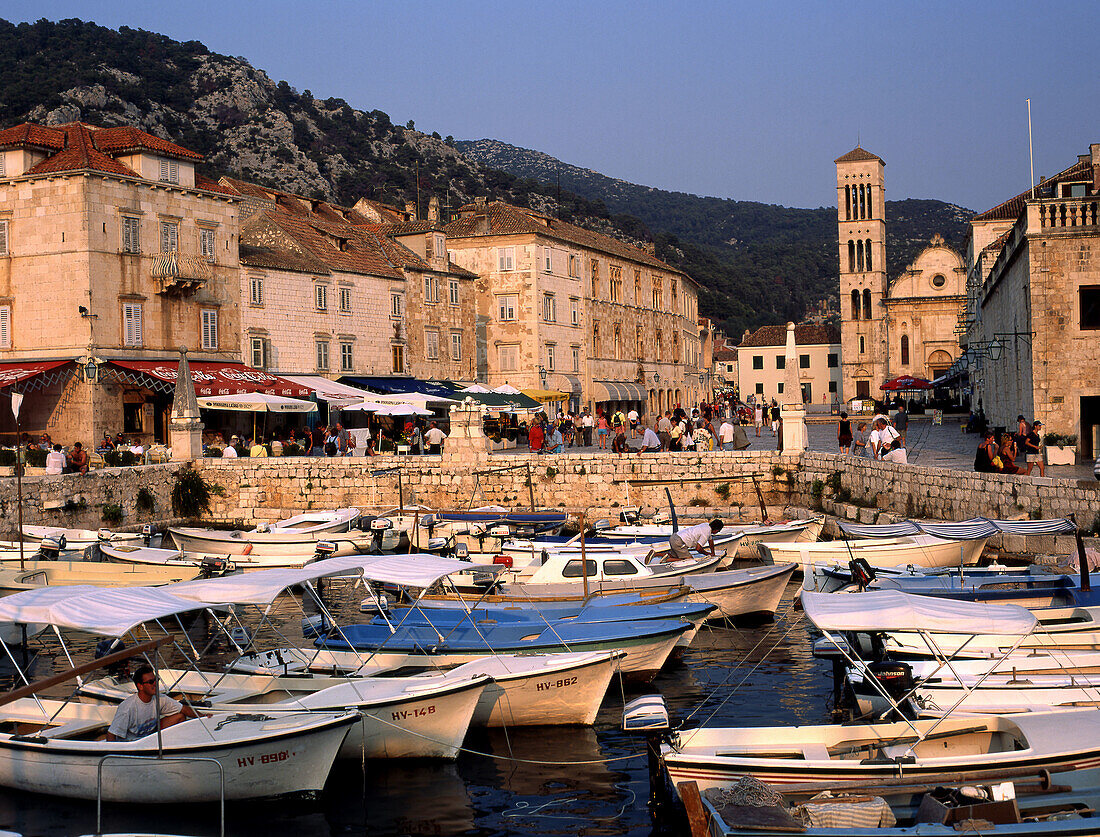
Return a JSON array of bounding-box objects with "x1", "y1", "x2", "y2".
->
[{"x1": 0, "y1": 18, "x2": 973, "y2": 338}]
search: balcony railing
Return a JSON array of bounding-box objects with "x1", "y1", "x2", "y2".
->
[
  {"x1": 152, "y1": 252, "x2": 213, "y2": 294},
  {"x1": 1036, "y1": 198, "x2": 1100, "y2": 229}
]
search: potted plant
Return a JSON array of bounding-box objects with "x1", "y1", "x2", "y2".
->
[{"x1": 1043, "y1": 432, "x2": 1078, "y2": 466}]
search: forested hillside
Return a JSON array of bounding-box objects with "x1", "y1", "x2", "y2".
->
[{"x1": 0, "y1": 18, "x2": 974, "y2": 338}]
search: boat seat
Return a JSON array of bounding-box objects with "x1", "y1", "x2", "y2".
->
[
  {"x1": 38, "y1": 719, "x2": 110, "y2": 740},
  {"x1": 801, "y1": 744, "x2": 831, "y2": 760}
]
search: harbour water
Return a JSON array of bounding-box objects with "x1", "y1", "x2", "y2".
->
[{"x1": 0, "y1": 580, "x2": 832, "y2": 836}]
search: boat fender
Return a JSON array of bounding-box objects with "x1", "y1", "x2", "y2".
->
[{"x1": 241, "y1": 543, "x2": 253, "y2": 555}]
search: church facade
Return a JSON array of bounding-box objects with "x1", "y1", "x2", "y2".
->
[{"x1": 835, "y1": 148, "x2": 965, "y2": 403}]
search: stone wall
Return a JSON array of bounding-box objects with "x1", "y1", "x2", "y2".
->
[
  {"x1": 795, "y1": 451, "x2": 1100, "y2": 530},
  {"x1": 195, "y1": 451, "x2": 798, "y2": 525}
]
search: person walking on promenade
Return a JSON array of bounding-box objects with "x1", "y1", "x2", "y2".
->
[
  {"x1": 852, "y1": 421, "x2": 868, "y2": 457},
  {"x1": 528, "y1": 418, "x2": 545, "y2": 453},
  {"x1": 657, "y1": 411, "x2": 672, "y2": 451},
  {"x1": 581, "y1": 409, "x2": 593, "y2": 447},
  {"x1": 753, "y1": 402, "x2": 763, "y2": 437},
  {"x1": 770, "y1": 401, "x2": 780, "y2": 435},
  {"x1": 718, "y1": 416, "x2": 735, "y2": 451},
  {"x1": 837, "y1": 411, "x2": 853, "y2": 453},
  {"x1": 893, "y1": 403, "x2": 908, "y2": 448},
  {"x1": 596, "y1": 413, "x2": 610, "y2": 449},
  {"x1": 1023, "y1": 420, "x2": 1045, "y2": 476}
]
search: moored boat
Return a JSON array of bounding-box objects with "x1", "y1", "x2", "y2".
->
[{"x1": 168, "y1": 508, "x2": 365, "y2": 557}]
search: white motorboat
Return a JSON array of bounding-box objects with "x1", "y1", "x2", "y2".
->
[
  {"x1": 169, "y1": 508, "x2": 366, "y2": 557},
  {"x1": 0, "y1": 559, "x2": 207, "y2": 593},
  {"x1": 0, "y1": 539, "x2": 85, "y2": 562},
  {"x1": 602, "y1": 517, "x2": 823, "y2": 562},
  {"x1": 760, "y1": 533, "x2": 986, "y2": 569},
  {"x1": 450, "y1": 562, "x2": 797, "y2": 620},
  {"x1": 494, "y1": 547, "x2": 723, "y2": 586},
  {"x1": 100, "y1": 541, "x2": 312, "y2": 572},
  {"x1": 21, "y1": 525, "x2": 143, "y2": 549},
  {"x1": 661, "y1": 706, "x2": 1100, "y2": 794},
  {"x1": 0, "y1": 585, "x2": 357, "y2": 802},
  {"x1": 162, "y1": 556, "x2": 626, "y2": 731}
]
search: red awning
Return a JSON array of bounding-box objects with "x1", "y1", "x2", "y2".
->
[
  {"x1": 0, "y1": 360, "x2": 75, "y2": 391},
  {"x1": 106, "y1": 360, "x2": 312, "y2": 397}
]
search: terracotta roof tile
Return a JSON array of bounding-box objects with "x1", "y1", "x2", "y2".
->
[
  {"x1": 91, "y1": 125, "x2": 203, "y2": 161},
  {"x1": 0, "y1": 123, "x2": 67, "y2": 151},
  {"x1": 444, "y1": 201, "x2": 684, "y2": 276},
  {"x1": 834, "y1": 147, "x2": 884, "y2": 164},
  {"x1": 24, "y1": 123, "x2": 137, "y2": 177},
  {"x1": 738, "y1": 323, "x2": 840, "y2": 348},
  {"x1": 973, "y1": 159, "x2": 1093, "y2": 222},
  {"x1": 193, "y1": 173, "x2": 237, "y2": 196},
  {"x1": 239, "y1": 213, "x2": 332, "y2": 275}
]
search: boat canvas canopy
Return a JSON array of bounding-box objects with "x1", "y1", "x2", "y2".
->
[
  {"x1": 800, "y1": 589, "x2": 1037, "y2": 635},
  {"x1": 837, "y1": 517, "x2": 1077, "y2": 540},
  {"x1": 167, "y1": 554, "x2": 500, "y2": 605},
  {"x1": 0, "y1": 585, "x2": 227, "y2": 636}
]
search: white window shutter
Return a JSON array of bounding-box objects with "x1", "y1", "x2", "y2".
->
[
  {"x1": 160, "y1": 159, "x2": 169, "y2": 181},
  {"x1": 0, "y1": 306, "x2": 10, "y2": 348},
  {"x1": 0, "y1": 221, "x2": 8, "y2": 255}
]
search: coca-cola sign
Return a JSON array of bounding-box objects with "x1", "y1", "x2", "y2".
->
[{"x1": 108, "y1": 360, "x2": 311, "y2": 397}]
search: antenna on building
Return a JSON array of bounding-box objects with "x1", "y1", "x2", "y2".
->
[{"x1": 1027, "y1": 98, "x2": 1035, "y2": 200}]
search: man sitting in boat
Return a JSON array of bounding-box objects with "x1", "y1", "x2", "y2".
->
[
  {"x1": 667, "y1": 519, "x2": 724, "y2": 561},
  {"x1": 106, "y1": 665, "x2": 201, "y2": 742}
]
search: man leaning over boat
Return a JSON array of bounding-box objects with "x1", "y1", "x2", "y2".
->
[
  {"x1": 666, "y1": 519, "x2": 724, "y2": 562},
  {"x1": 106, "y1": 664, "x2": 202, "y2": 741}
]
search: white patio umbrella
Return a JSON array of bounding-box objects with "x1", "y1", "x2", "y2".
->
[
  {"x1": 340, "y1": 400, "x2": 396, "y2": 413},
  {"x1": 375, "y1": 404, "x2": 432, "y2": 416},
  {"x1": 197, "y1": 392, "x2": 316, "y2": 442}
]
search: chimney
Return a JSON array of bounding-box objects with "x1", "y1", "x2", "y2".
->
[
  {"x1": 404, "y1": 201, "x2": 418, "y2": 220},
  {"x1": 641, "y1": 242, "x2": 656, "y2": 255},
  {"x1": 1092, "y1": 143, "x2": 1100, "y2": 194},
  {"x1": 474, "y1": 196, "x2": 487, "y2": 207},
  {"x1": 428, "y1": 196, "x2": 440, "y2": 222}
]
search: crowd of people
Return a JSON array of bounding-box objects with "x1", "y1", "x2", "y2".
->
[
  {"x1": 974, "y1": 415, "x2": 1044, "y2": 476},
  {"x1": 524, "y1": 400, "x2": 750, "y2": 455},
  {"x1": 204, "y1": 417, "x2": 453, "y2": 459},
  {"x1": 836, "y1": 405, "x2": 909, "y2": 464}
]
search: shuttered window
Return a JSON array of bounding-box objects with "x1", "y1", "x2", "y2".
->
[
  {"x1": 122, "y1": 217, "x2": 140, "y2": 253},
  {"x1": 159, "y1": 159, "x2": 179, "y2": 184},
  {"x1": 201, "y1": 309, "x2": 218, "y2": 351},
  {"x1": 160, "y1": 222, "x2": 178, "y2": 253},
  {"x1": 0, "y1": 306, "x2": 10, "y2": 349},
  {"x1": 250, "y1": 337, "x2": 267, "y2": 370},
  {"x1": 199, "y1": 228, "x2": 215, "y2": 262},
  {"x1": 0, "y1": 221, "x2": 8, "y2": 255},
  {"x1": 123, "y1": 304, "x2": 143, "y2": 347}
]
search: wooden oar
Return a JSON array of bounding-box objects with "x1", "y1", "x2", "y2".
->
[
  {"x1": 0, "y1": 636, "x2": 171, "y2": 707},
  {"x1": 768, "y1": 765, "x2": 1059, "y2": 798}
]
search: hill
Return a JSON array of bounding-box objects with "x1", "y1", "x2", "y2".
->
[{"x1": 0, "y1": 18, "x2": 973, "y2": 338}]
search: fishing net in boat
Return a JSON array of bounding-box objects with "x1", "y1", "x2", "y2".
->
[{"x1": 712, "y1": 775, "x2": 785, "y2": 807}]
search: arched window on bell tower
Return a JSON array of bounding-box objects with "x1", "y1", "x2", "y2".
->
[
  {"x1": 859, "y1": 184, "x2": 866, "y2": 219},
  {"x1": 856, "y1": 240, "x2": 864, "y2": 272},
  {"x1": 862, "y1": 289, "x2": 872, "y2": 320},
  {"x1": 845, "y1": 186, "x2": 852, "y2": 220},
  {"x1": 865, "y1": 239, "x2": 872, "y2": 271},
  {"x1": 900, "y1": 335, "x2": 910, "y2": 366},
  {"x1": 851, "y1": 289, "x2": 860, "y2": 320},
  {"x1": 847, "y1": 240, "x2": 855, "y2": 272},
  {"x1": 866, "y1": 185, "x2": 873, "y2": 219}
]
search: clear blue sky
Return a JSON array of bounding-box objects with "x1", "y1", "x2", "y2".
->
[{"x1": 7, "y1": 1, "x2": 1099, "y2": 211}]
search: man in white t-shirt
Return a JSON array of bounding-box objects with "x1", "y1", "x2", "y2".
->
[
  {"x1": 628, "y1": 409, "x2": 640, "y2": 438},
  {"x1": 872, "y1": 417, "x2": 901, "y2": 460},
  {"x1": 45, "y1": 444, "x2": 66, "y2": 474},
  {"x1": 667, "y1": 519, "x2": 723, "y2": 561},
  {"x1": 718, "y1": 420, "x2": 735, "y2": 451},
  {"x1": 424, "y1": 422, "x2": 447, "y2": 454},
  {"x1": 107, "y1": 665, "x2": 199, "y2": 742}
]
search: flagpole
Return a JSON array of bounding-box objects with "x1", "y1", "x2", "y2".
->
[{"x1": 1027, "y1": 98, "x2": 1035, "y2": 200}]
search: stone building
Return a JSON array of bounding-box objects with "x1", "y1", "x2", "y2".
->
[
  {"x1": 443, "y1": 199, "x2": 703, "y2": 416},
  {"x1": 226, "y1": 180, "x2": 477, "y2": 383},
  {"x1": 0, "y1": 121, "x2": 258, "y2": 445},
  {"x1": 835, "y1": 148, "x2": 965, "y2": 402},
  {"x1": 962, "y1": 142, "x2": 1100, "y2": 458},
  {"x1": 736, "y1": 324, "x2": 840, "y2": 406}
]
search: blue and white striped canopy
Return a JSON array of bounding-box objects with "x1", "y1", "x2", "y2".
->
[{"x1": 837, "y1": 517, "x2": 1077, "y2": 540}]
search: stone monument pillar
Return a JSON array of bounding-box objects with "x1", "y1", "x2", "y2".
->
[
  {"x1": 442, "y1": 397, "x2": 490, "y2": 465},
  {"x1": 169, "y1": 347, "x2": 204, "y2": 461},
  {"x1": 780, "y1": 322, "x2": 807, "y2": 454}
]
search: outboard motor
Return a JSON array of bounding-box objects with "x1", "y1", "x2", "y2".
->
[
  {"x1": 468, "y1": 523, "x2": 489, "y2": 552},
  {"x1": 313, "y1": 541, "x2": 338, "y2": 561},
  {"x1": 199, "y1": 556, "x2": 231, "y2": 578},
  {"x1": 229, "y1": 625, "x2": 253, "y2": 649},
  {"x1": 421, "y1": 514, "x2": 439, "y2": 538},
  {"x1": 359, "y1": 592, "x2": 390, "y2": 614},
  {"x1": 848, "y1": 557, "x2": 877, "y2": 591},
  {"x1": 254, "y1": 522, "x2": 272, "y2": 534},
  {"x1": 97, "y1": 528, "x2": 113, "y2": 543},
  {"x1": 427, "y1": 535, "x2": 453, "y2": 556},
  {"x1": 141, "y1": 524, "x2": 155, "y2": 546},
  {"x1": 488, "y1": 525, "x2": 511, "y2": 544},
  {"x1": 95, "y1": 638, "x2": 129, "y2": 679},
  {"x1": 619, "y1": 509, "x2": 640, "y2": 525},
  {"x1": 369, "y1": 518, "x2": 393, "y2": 554},
  {"x1": 866, "y1": 660, "x2": 915, "y2": 702},
  {"x1": 453, "y1": 542, "x2": 470, "y2": 562},
  {"x1": 39, "y1": 535, "x2": 65, "y2": 560}
]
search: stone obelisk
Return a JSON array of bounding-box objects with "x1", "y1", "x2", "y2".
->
[
  {"x1": 169, "y1": 347, "x2": 204, "y2": 461},
  {"x1": 780, "y1": 322, "x2": 807, "y2": 453}
]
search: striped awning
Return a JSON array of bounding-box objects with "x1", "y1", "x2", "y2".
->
[
  {"x1": 838, "y1": 517, "x2": 1078, "y2": 540},
  {"x1": 593, "y1": 381, "x2": 647, "y2": 402}
]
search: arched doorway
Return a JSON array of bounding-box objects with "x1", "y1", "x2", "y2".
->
[{"x1": 927, "y1": 349, "x2": 952, "y2": 381}]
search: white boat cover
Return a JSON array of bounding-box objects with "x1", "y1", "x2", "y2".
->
[
  {"x1": 0, "y1": 585, "x2": 226, "y2": 636},
  {"x1": 167, "y1": 554, "x2": 500, "y2": 605},
  {"x1": 837, "y1": 517, "x2": 1077, "y2": 540},
  {"x1": 800, "y1": 590, "x2": 1037, "y2": 635}
]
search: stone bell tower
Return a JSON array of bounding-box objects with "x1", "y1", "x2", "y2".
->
[{"x1": 836, "y1": 147, "x2": 887, "y2": 403}]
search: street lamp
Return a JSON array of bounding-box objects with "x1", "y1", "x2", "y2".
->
[
  {"x1": 537, "y1": 365, "x2": 547, "y2": 388},
  {"x1": 83, "y1": 359, "x2": 99, "y2": 383}
]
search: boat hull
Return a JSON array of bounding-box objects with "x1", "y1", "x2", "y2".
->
[{"x1": 761, "y1": 535, "x2": 987, "y2": 570}]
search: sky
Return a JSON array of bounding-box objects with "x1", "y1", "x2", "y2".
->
[{"x1": 5, "y1": 1, "x2": 1099, "y2": 211}]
